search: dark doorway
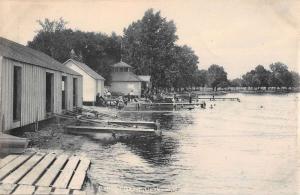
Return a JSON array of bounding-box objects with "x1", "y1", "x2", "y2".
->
[
  {"x1": 73, "y1": 78, "x2": 78, "y2": 107},
  {"x1": 62, "y1": 76, "x2": 67, "y2": 110},
  {"x1": 46, "y1": 72, "x2": 54, "y2": 113},
  {"x1": 13, "y1": 66, "x2": 22, "y2": 121}
]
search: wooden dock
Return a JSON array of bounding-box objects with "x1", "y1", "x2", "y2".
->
[
  {"x1": 0, "y1": 153, "x2": 90, "y2": 194},
  {"x1": 0, "y1": 134, "x2": 28, "y2": 154},
  {"x1": 55, "y1": 113, "x2": 159, "y2": 129},
  {"x1": 66, "y1": 125, "x2": 162, "y2": 137},
  {"x1": 197, "y1": 97, "x2": 240, "y2": 101},
  {"x1": 138, "y1": 102, "x2": 203, "y2": 106}
]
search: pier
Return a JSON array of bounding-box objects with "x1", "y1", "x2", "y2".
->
[
  {"x1": 197, "y1": 97, "x2": 240, "y2": 101},
  {"x1": 0, "y1": 153, "x2": 90, "y2": 194},
  {"x1": 65, "y1": 125, "x2": 162, "y2": 137}
]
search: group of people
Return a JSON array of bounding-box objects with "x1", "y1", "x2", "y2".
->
[{"x1": 95, "y1": 90, "x2": 137, "y2": 109}]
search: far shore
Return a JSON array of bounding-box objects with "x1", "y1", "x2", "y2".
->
[{"x1": 162, "y1": 88, "x2": 300, "y2": 96}]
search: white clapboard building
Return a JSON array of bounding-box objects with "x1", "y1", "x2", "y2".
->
[{"x1": 64, "y1": 59, "x2": 105, "y2": 105}]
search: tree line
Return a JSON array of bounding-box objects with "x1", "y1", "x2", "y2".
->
[
  {"x1": 28, "y1": 10, "x2": 299, "y2": 92},
  {"x1": 230, "y1": 62, "x2": 300, "y2": 91}
]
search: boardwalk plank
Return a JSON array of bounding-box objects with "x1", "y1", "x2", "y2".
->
[
  {"x1": 19, "y1": 153, "x2": 56, "y2": 185},
  {"x1": 34, "y1": 186, "x2": 52, "y2": 194},
  {"x1": 0, "y1": 184, "x2": 17, "y2": 194},
  {"x1": 73, "y1": 190, "x2": 87, "y2": 195},
  {"x1": 52, "y1": 156, "x2": 80, "y2": 189},
  {"x1": 2, "y1": 153, "x2": 45, "y2": 184},
  {"x1": 68, "y1": 158, "x2": 90, "y2": 190},
  {"x1": 52, "y1": 188, "x2": 70, "y2": 194},
  {"x1": 0, "y1": 155, "x2": 18, "y2": 169},
  {"x1": 12, "y1": 185, "x2": 35, "y2": 195},
  {"x1": 0, "y1": 154, "x2": 32, "y2": 180},
  {"x1": 35, "y1": 154, "x2": 68, "y2": 187}
]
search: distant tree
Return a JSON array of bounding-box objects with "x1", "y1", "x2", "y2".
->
[
  {"x1": 254, "y1": 65, "x2": 270, "y2": 89},
  {"x1": 291, "y1": 71, "x2": 300, "y2": 88},
  {"x1": 37, "y1": 17, "x2": 68, "y2": 33},
  {"x1": 230, "y1": 78, "x2": 243, "y2": 89},
  {"x1": 217, "y1": 81, "x2": 229, "y2": 90},
  {"x1": 207, "y1": 64, "x2": 228, "y2": 91},
  {"x1": 28, "y1": 18, "x2": 121, "y2": 85},
  {"x1": 269, "y1": 62, "x2": 289, "y2": 89},
  {"x1": 194, "y1": 69, "x2": 208, "y2": 88}
]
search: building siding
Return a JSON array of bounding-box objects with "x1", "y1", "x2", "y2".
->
[
  {"x1": 1, "y1": 57, "x2": 82, "y2": 132},
  {"x1": 65, "y1": 61, "x2": 104, "y2": 102},
  {"x1": 110, "y1": 82, "x2": 141, "y2": 97}
]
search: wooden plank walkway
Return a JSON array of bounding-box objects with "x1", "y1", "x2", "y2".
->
[
  {"x1": 0, "y1": 155, "x2": 18, "y2": 169},
  {"x1": 0, "y1": 153, "x2": 90, "y2": 194},
  {"x1": 66, "y1": 125, "x2": 161, "y2": 136},
  {"x1": 197, "y1": 97, "x2": 240, "y2": 101}
]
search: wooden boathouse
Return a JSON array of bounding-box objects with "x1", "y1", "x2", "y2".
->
[
  {"x1": 0, "y1": 37, "x2": 83, "y2": 132},
  {"x1": 64, "y1": 58, "x2": 105, "y2": 105}
]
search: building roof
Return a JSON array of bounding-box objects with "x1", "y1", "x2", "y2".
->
[
  {"x1": 138, "y1": 75, "x2": 151, "y2": 82},
  {"x1": 111, "y1": 72, "x2": 143, "y2": 82},
  {"x1": 0, "y1": 37, "x2": 80, "y2": 76},
  {"x1": 111, "y1": 61, "x2": 132, "y2": 68},
  {"x1": 64, "y1": 59, "x2": 105, "y2": 80}
]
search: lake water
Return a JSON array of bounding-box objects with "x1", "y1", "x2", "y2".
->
[{"x1": 74, "y1": 93, "x2": 298, "y2": 195}]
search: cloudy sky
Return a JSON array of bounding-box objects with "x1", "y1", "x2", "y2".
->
[{"x1": 0, "y1": 0, "x2": 299, "y2": 79}]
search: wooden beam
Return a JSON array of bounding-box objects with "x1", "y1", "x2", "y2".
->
[
  {"x1": 52, "y1": 188, "x2": 70, "y2": 195},
  {"x1": 2, "y1": 153, "x2": 45, "y2": 184},
  {"x1": 0, "y1": 184, "x2": 17, "y2": 194},
  {"x1": 66, "y1": 125, "x2": 156, "y2": 134},
  {"x1": 36, "y1": 154, "x2": 69, "y2": 187},
  {"x1": 68, "y1": 157, "x2": 90, "y2": 190},
  {"x1": 0, "y1": 154, "x2": 32, "y2": 180},
  {"x1": 73, "y1": 190, "x2": 87, "y2": 195},
  {"x1": 52, "y1": 156, "x2": 80, "y2": 189},
  {"x1": 19, "y1": 153, "x2": 56, "y2": 185},
  {"x1": 0, "y1": 155, "x2": 18, "y2": 169},
  {"x1": 12, "y1": 185, "x2": 35, "y2": 195},
  {"x1": 34, "y1": 186, "x2": 52, "y2": 194}
]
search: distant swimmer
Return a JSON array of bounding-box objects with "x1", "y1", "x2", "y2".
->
[
  {"x1": 260, "y1": 105, "x2": 263, "y2": 108},
  {"x1": 210, "y1": 105, "x2": 213, "y2": 109}
]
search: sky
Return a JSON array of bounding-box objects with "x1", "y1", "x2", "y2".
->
[{"x1": 0, "y1": 0, "x2": 299, "y2": 79}]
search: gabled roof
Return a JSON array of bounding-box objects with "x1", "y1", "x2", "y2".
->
[
  {"x1": 111, "y1": 61, "x2": 132, "y2": 68},
  {"x1": 0, "y1": 37, "x2": 80, "y2": 76},
  {"x1": 111, "y1": 72, "x2": 143, "y2": 82},
  {"x1": 64, "y1": 59, "x2": 105, "y2": 80},
  {"x1": 138, "y1": 75, "x2": 151, "y2": 82}
]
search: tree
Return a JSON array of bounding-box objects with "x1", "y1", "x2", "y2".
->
[
  {"x1": 230, "y1": 78, "x2": 243, "y2": 89},
  {"x1": 254, "y1": 65, "x2": 270, "y2": 89},
  {"x1": 194, "y1": 69, "x2": 208, "y2": 89},
  {"x1": 291, "y1": 71, "x2": 300, "y2": 88},
  {"x1": 122, "y1": 9, "x2": 180, "y2": 90},
  {"x1": 207, "y1": 64, "x2": 228, "y2": 91},
  {"x1": 168, "y1": 45, "x2": 198, "y2": 90},
  {"x1": 37, "y1": 17, "x2": 68, "y2": 33},
  {"x1": 269, "y1": 62, "x2": 289, "y2": 89},
  {"x1": 28, "y1": 18, "x2": 121, "y2": 85}
]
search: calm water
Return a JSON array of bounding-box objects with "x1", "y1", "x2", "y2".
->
[{"x1": 51, "y1": 94, "x2": 300, "y2": 194}]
